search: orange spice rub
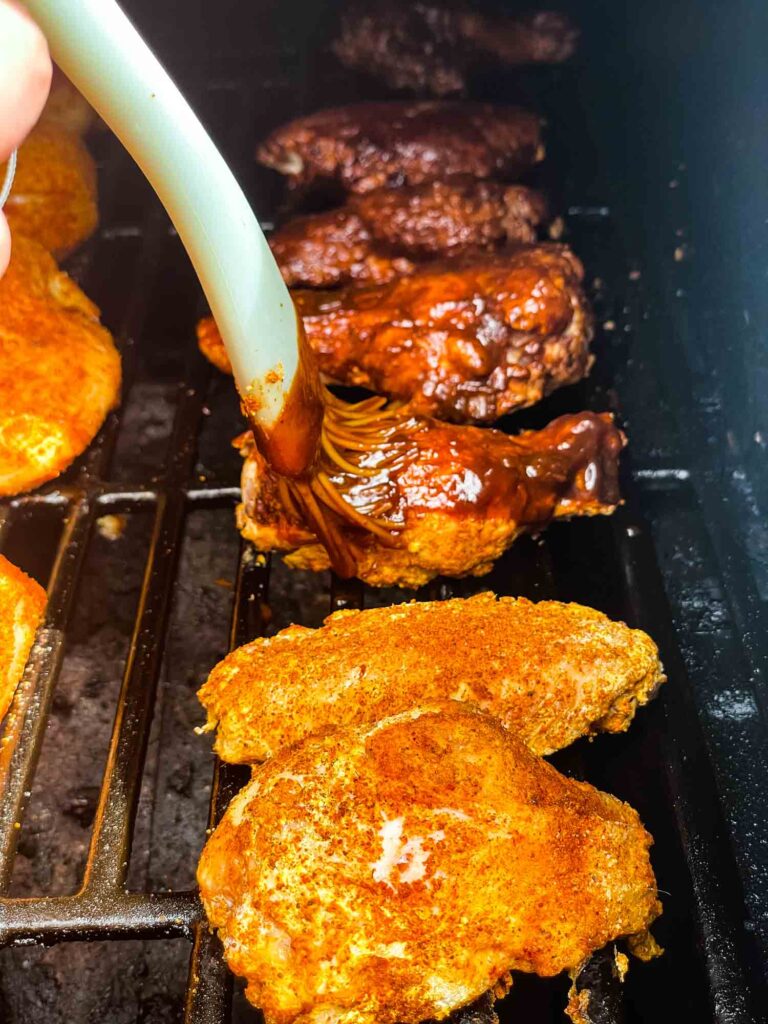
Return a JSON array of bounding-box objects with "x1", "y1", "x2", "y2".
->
[
  {"x1": 0, "y1": 236, "x2": 121, "y2": 496},
  {"x1": 0, "y1": 555, "x2": 46, "y2": 722}
]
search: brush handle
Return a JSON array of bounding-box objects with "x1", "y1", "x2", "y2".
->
[{"x1": 25, "y1": 0, "x2": 303, "y2": 440}]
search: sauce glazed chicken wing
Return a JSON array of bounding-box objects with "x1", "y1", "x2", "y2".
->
[
  {"x1": 333, "y1": 1, "x2": 578, "y2": 96},
  {"x1": 257, "y1": 102, "x2": 544, "y2": 194},
  {"x1": 198, "y1": 246, "x2": 592, "y2": 424},
  {"x1": 236, "y1": 411, "x2": 625, "y2": 589},
  {"x1": 199, "y1": 592, "x2": 664, "y2": 764},
  {"x1": 270, "y1": 180, "x2": 551, "y2": 288},
  {"x1": 198, "y1": 703, "x2": 661, "y2": 1024}
]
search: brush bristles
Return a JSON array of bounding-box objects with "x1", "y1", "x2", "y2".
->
[{"x1": 279, "y1": 390, "x2": 422, "y2": 578}]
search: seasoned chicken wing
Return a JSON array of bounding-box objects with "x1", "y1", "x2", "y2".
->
[
  {"x1": 40, "y1": 66, "x2": 95, "y2": 135},
  {"x1": 198, "y1": 246, "x2": 592, "y2": 424},
  {"x1": 270, "y1": 181, "x2": 550, "y2": 287},
  {"x1": 2, "y1": 124, "x2": 98, "y2": 257},
  {"x1": 0, "y1": 236, "x2": 121, "y2": 496},
  {"x1": 199, "y1": 592, "x2": 664, "y2": 764},
  {"x1": 198, "y1": 703, "x2": 661, "y2": 1024},
  {"x1": 333, "y1": 1, "x2": 578, "y2": 95},
  {"x1": 257, "y1": 102, "x2": 544, "y2": 194},
  {"x1": 236, "y1": 411, "x2": 625, "y2": 588},
  {"x1": 0, "y1": 555, "x2": 46, "y2": 722}
]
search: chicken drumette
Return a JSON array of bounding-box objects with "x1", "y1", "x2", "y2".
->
[
  {"x1": 333, "y1": 1, "x2": 578, "y2": 95},
  {"x1": 198, "y1": 703, "x2": 661, "y2": 1024},
  {"x1": 257, "y1": 102, "x2": 544, "y2": 194},
  {"x1": 198, "y1": 246, "x2": 592, "y2": 424},
  {"x1": 199, "y1": 592, "x2": 664, "y2": 764},
  {"x1": 270, "y1": 180, "x2": 551, "y2": 287},
  {"x1": 236, "y1": 411, "x2": 624, "y2": 589}
]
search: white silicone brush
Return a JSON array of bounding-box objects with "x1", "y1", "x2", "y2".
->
[{"x1": 25, "y1": 0, "x2": 324, "y2": 478}]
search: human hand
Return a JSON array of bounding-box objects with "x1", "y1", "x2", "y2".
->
[{"x1": 0, "y1": 0, "x2": 52, "y2": 277}]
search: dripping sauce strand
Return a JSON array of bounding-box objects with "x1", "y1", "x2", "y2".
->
[{"x1": 241, "y1": 315, "x2": 417, "y2": 578}]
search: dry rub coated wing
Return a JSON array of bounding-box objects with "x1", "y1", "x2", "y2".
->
[
  {"x1": 0, "y1": 236, "x2": 121, "y2": 496},
  {"x1": 3, "y1": 125, "x2": 98, "y2": 257},
  {"x1": 270, "y1": 180, "x2": 550, "y2": 287},
  {"x1": 198, "y1": 592, "x2": 665, "y2": 764},
  {"x1": 198, "y1": 703, "x2": 661, "y2": 1024},
  {"x1": 0, "y1": 555, "x2": 46, "y2": 722},
  {"x1": 333, "y1": 2, "x2": 578, "y2": 95},
  {"x1": 236, "y1": 411, "x2": 625, "y2": 589},
  {"x1": 257, "y1": 102, "x2": 544, "y2": 194},
  {"x1": 198, "y1": 246, "x2": 592, "y2": 424}
]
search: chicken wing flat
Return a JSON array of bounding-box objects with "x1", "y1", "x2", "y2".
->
[
  {"x1": 198, "y1": 246, "x2": 592, "y2": 424},
  {"x1": 333, "y1": 1, "x2": 578, "y2": 95},
  {"x1": 3, "y1": 125, "x2": 98, "y2": 257},
  {"x1": 270, "y1": 181, "x2": 550, "y2": 287},
  {"x1": 199, "y1": 592, "x2": 664, "y2": 764},
  {"x1": 236, "y1": 411, "x2": 625, "y2": 588},
  {"x1": 257, "y1": 102, "x2": 544, "y2": 194},
  {"x1": 0, "y1": 236, "x2": 121, "y2": 496},
  {"x1": 0, "y1": 555, "x2": 46, "y2": 722},
  {"x1": 198, "y1": 703, "x2": 661, "y2": 1024}
]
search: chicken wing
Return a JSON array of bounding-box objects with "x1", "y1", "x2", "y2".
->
[
  {"x1": 333, "y1": 1, "x2": 578, "y2": 95},
  {"x1": 236, "y1": 411, "x2": 625, "y2": 588},
  {"x1": 198, "y1": 246, "x2": 592, "y2": 424},
  {"x1": 257, "y1": 102, "x2": 544, "y2": 194},
  {"x1": 270, "y1": 181, "x2": 550, "y2": 287},
  {"x1": 2, "y1": 125, "x2": 98, "y2": 257},
  {"x1": 0, "y1": 555, "x2": 46, "y2": 722},
  {"x1": 0, "y1": 236, "x2": 121, "y2": 496},
  {"x1": 199, "y1": 592, "x2": 664, "y2": 764},
  {"x1": 198, "y1": 702, "x2": 661, "y2": 1024},
  {"x1": 40, "y1": 66, "x2": 95, "y2": 135}
]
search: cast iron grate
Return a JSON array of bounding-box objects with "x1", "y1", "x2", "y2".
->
[{"x1": 0, "y1": 27, "x2": 765, "y2": 1024}]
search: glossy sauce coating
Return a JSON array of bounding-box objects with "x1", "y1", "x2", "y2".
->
[
  {"x1": 237, "y1": 411, "x2": 625, "y2": 587},
  {"x1": 199, "y1": 246, "x2": 593, "y2": 424},
  {"x1": 270, "y1": 180, "x2": 549, "y2": 288},
  {"x1": 257, "y1": 101, "x2": 544, "y2": 194}
]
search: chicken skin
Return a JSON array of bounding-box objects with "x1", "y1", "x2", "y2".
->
[
  {"x1": 257, "y1": 102, "x2": 544, "y2": 194},
  {"x1": 270, "y1": 181, "x2": 550, "y2": 287},
  {"x1": 236, "y1": 411, "x2": 625, "y2": 588},
  {"x1": 199, "y1": 246, "x2": 592, "y2": 424},
  {"x1": 2, "y1": 125, "x2": 98, "y2": 257},
  {"x1": 333, "y1": 2, "x2": 578, "y2": 95},
  {"x1": 198, "y1": 703, "x2": 661, "y2": 1024},
  {"x1": 0, "y1": 236, "x2": 121, "y2": 496},
  {"x1": 40, "y1": 66, "x2": 95, "y2": 135},
  {"x1": 199, "y1": 592, "x2": 664, "y2": 764},
  {"x1": 0, "y1": 555, "x2": 46, "y2": 722}
]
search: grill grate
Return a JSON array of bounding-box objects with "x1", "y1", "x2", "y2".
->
[{"x1": 0, "y1": 20, "x2": 765, "y2": 1024}]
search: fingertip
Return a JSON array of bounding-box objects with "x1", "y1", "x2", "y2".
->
[{"x1": 0, "y1": 2, "x2": 53, "y2": 160}]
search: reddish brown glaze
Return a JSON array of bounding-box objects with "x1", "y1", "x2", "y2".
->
[
  {"x1": 333, "y1": 2, "x2": 578, "y2": 95},
  {"x1": 199, "y1": 246, "x2": 592, "y2": 424},
  {"x1": 257, "y1": 102, "x2": 544, "y2": 194},
  {"x1": 242, "y1": 311, "x2": 325, "y2": 479},
  {"x1": 236, "y1": 411, "x2": 625, "y2": 587},
  {"x1": 295, "y1": 246, "x2": 593, "y2": 423},
  {"x1": 270, "y1": 180, "x2": 549, "y2": 287}
]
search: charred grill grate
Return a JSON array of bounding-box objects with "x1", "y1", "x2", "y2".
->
[{"x1": 0, "y1": 18, "x2": 766, "y2": 1024}]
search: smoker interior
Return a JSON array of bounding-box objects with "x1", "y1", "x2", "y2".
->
[{"x1": 1, "y1": 1, "x2": 767, "y2": 1021}]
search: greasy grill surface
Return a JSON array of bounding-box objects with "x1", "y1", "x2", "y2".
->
[{"x1": 0, "y1": 20, "x2": 765, "y2": 1024}]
